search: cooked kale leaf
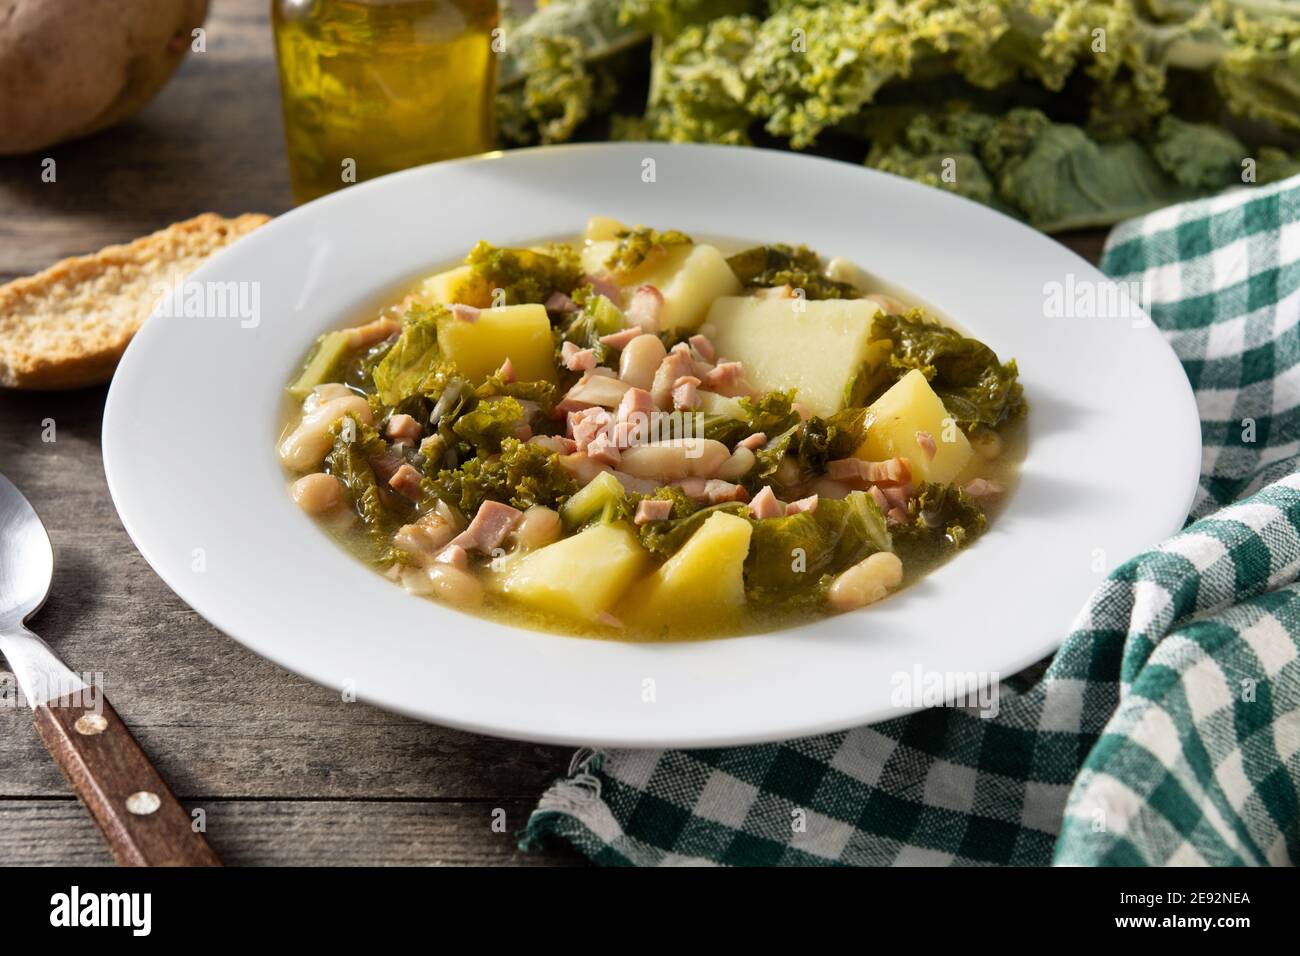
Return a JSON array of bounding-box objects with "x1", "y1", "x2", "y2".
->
[
  {"x1": 890, "y1": 482, "x2": 988, "y2": 557},
  {"x1": 465, "y1": 241, "x2": 582, "y2": 305},
  {"x1": 324, "y1": 415, "x2": 408, "y2": 563},
  {"x1": 604, "y1": 226, "x2": 693, "y2": 277},
  {"x1": 745, "y1": 490, "x2": 891, "y2": 605},
  {"x1": 726, "y1": 244, "x2": 860, "y2": 299},
  {"x1": 870, "y1": 310, "x2": 1026, "y2": 431},
  {"x1": 427, "y1": 438, "x2": 578, "y2": 515}
]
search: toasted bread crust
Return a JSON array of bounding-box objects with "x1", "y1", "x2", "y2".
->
[{"x1": 0, "y1": 212, "x2": 270, "y2": 389}]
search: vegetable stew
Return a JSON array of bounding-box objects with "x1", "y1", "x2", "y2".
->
[{"x1": 278, "y1": 217, "x2": 1026, "y2": 640}]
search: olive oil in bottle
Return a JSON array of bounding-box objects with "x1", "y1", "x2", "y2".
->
[{"x1": 272, "y1": 0, "x2": 498, "y2": 204}]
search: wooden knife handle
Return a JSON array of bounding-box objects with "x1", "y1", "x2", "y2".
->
[{"x1": 33, "y1": 694, "x2": 222, "y2": 867}]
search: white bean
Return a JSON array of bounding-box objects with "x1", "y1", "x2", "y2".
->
[
  {"x1": 400, "y1": 563, "x2": 483, "y2": 606},
  {"x1": 618, "y1": 439, "x2": 730, "y2": 481},
  {"x1": 278, "y1": 395, "x2": 374, "y2": 471},
  {"x1": 828, "y1": 552, "x2": 904, "y2": 611},
  {"x1": 425, "y1": 564, "x2": 483, "y2": 607},
  {"x1": 619, "y1": 334, "x2": 667, "y2": 391},
  {"x1": 513, "y1": 505, "x2": 562, "y2": 550},
  {"x1": 303, "y1": 382, "x2": 351, "y2": 414},
  {"x1": 291, "y1": 473, "x2": 342, "y2": 514},
  {"x1": 716, "y1": 446, "x2": 756, "y2": 482}
]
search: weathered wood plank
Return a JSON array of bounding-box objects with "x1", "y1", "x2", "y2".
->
[
  {"x1": 0, "y1": 386, "x2": 576, "y2": 803},
  {"x1": 0, "y1": 799, "x2": 580, "y2": 866}
]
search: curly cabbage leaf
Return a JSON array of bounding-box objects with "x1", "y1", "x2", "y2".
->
[
  {"x1": 744, "y1": 490, "x2": 891, "y2": 605},
  {"x1": 604, "y1": 226, "x2": 693, "y2": 277},
  {"x1": 890, "y1": 481, "x2": 988, "y2": 555},
  {"x1": 464, "y1": 241, "x2": 583, "y2": 306},
  {"x1": 637, "y1": 500, "x2": 747, "y2": 556},
  {"x1": 428, "y1": 438, "x2": 578, "y2": 515},
  {"x1": 725, "y1": 244, "x2": 860, "y2": 299},
  {"x1": 451, "y1": 397, "x2": 528, "y2": 456},
  {"x1": 554, "y1": 288, "x2": 627, "y2": 366},
  {"x1": 324, "y1": 416, "x2": 408, "y2": 563},
  {"x1": 371, "y1": 307, "x2": 445, "y2": 405},
  {"x1": 871, "y1": 310, "x2": 1026, "y2": 431}
]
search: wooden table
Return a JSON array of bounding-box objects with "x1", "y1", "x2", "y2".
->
[{"x1": 0, "y1": 0, "x2": 1103, "y2": 866}]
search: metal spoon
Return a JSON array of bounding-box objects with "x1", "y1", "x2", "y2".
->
[{"x1": 0, "y1": 471, "x2": 220, "y2": 866}]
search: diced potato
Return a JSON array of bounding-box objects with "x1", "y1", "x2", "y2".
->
[
  {"x1": 502, "y1": 523, "x2": 649, "y2": 623},
  {"x1": 706, "y1": 297, "x2": 886, "y2": 417},
  {"x1": 855, "y1": 369, "x2": 972, "y2": 484},
  {"x1": 436, "y1": 303, "x2": 557, "y2": 384},
  {"x1": 580, "y1": 241, "x2": 742, "y2": 332},
  {"x1": 641, "y1": 245, "x2": 741, "y2": 332},
  {"x1": 421, "y1": 265, "x2": 491, "y2": 307},
  {"x1": 579, "y1": 239, "x2": 617, "y2": 277},
  {"x1": 585, "y1": 216, "x2": 626, "y2": 243},
  {"x1": 620, "y1": 511, "x2": 752, "y2": 627}
]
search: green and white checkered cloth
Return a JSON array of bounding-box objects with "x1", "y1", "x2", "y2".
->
[{"x1": 523, "y1": 175, "x2": 1300, "y2": 866}]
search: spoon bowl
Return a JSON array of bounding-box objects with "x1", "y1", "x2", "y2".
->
[{"x1": 0, "y1": 471, "x2": 53, "y2": 630}]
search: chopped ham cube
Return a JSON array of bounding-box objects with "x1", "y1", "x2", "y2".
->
[
  {"x1": 869, "y1": 486, "x2": 890, "y2": 513},
  {"x1": 704, "y1": 479, "x2": 749, "y2": 504},
  {"x1": 388, "y1": 463, "x2": 423, "y2": 501},
  {"x1": 634, "y1": 498, "x2": 674, "y2": 525},
  {"x1": 737, "y1": 432, "x2": 767, "y2": 451},
  {"x1": 626, "y1": 285, "x2": 663, "y2": 332},
  {"x1": 614, "y1": 387, "x2": 655, "y2": 446},
  {"x1": 453, "y1": 501, "x2": 523, "y2": 553},
  {"x1": 570, "y1": 407, "x2": 612, "y2": 453},
  {"x1": 963, "y1": 478, "x2": 1004, "y2": 499},
  {"x1": 345, "y1": 317, "x2": 401, "y2": 348},
  {"x1": 887, "y1": 507, "x2": 909, "y2": 525},
  {"x1": 582, "y1": 273, "x2": 624, "y2": 307},
  {"x1": 561, "y1": 340, "x2": 597, "y2": 372},
  {"x1": 676, "y1": 476, "x2": 709, "y2": 500},
  {"x1": 496, "y1": 358, "x2": 516, "y2": 383},
  {"x1": 749, "y1": 485, "x2": 784, "y2": 519},
  {"x1": 650, "y1": 349, "x2": 696, "y2": 410},
  {"x1": 586, "y1": 431, "x2": 622, "y2": 466},
  {"x1": 545, "y1": 291, "x2": 579, "y2": 315},
  {"x1": 616, "y1": 386, "x2": 655, "y2": 425},
  {"x1": 826, "y1": 457, "x2": 911, "y2": 486},
  {"x1": 880, "y1": 484, "x2": 910, "y2": 510},
  {"x1": 596, "y1": 611, "x2": 625, "y2": 629},
  {"x1": 599, "y1": 327, "x2": 642, "y2": 350},
  {"x1": 368, "y1": 448, "x2": 405, "y2": 485},
  {"x1": 450, "y1": 303, "x2": 480, "y2": 323},
  {"x1": 386, "y1": 413, "x2": 421, "y2": 443},
  {"x1": 688, "y1": 334, "x2": 716, "y2": 362},
  {"x1": 433, "y1": 543, "x2": 469, "y2": 570},
  {"x1": 784, "y1": 494, "x2": 819, "y2": 515},
  {"x1": 672, "y1": 375, "x2": 701, "y2": 411},
  {"x1": 529, "y1": 434, "x2": 578, "y2": 455},
  {"x1": 916, "y1": 430, "x2": 937, "y2": 460},
  {"x1": 704, "y1": 361, "x2": 746, "y2": 395}
]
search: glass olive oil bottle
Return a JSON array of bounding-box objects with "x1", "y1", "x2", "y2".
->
[{"x1": 272, "y1": 0, "x2": 498, "y2": 204}]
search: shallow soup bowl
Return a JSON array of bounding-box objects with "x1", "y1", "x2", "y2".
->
[{"x1": 103, "y1": 143, "x2": 1200, "y2": 747}]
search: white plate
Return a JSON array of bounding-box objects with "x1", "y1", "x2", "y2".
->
[{"x1": 103, "y1": 143, "x2": 1200, "y2": 748}]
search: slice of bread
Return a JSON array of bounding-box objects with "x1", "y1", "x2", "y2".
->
[{"x1": 0, "y1": 212, "x2": 270, "y2": 389}]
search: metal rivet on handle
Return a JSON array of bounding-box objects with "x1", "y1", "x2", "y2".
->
[
  {"x1": 126, "y1": 791, "x2": 161, "y2": 816},
  {"x1": 74, "y1": 713, "x2": 108, "y2": 735}
]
